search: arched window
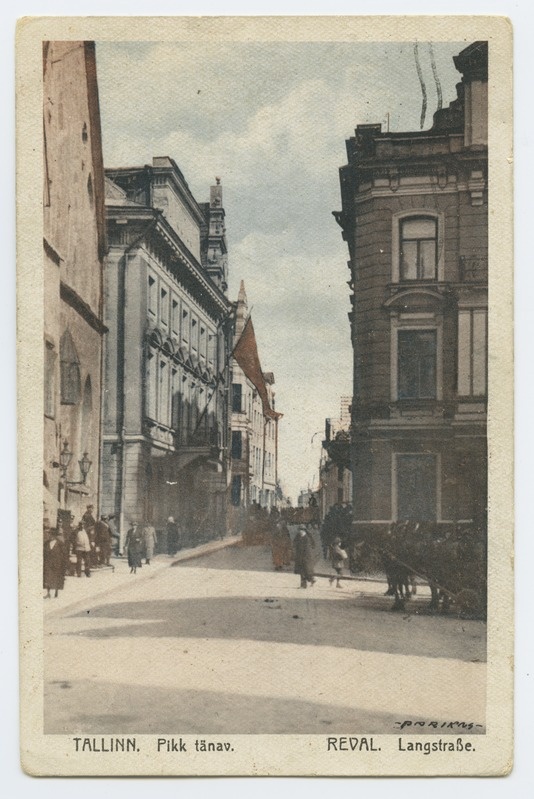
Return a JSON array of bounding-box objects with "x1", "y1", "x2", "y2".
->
[
  {"x1": 399, "y1": 216, "x2": 438, "y2": 281},
  {"x1": 60, "y1": 330, "x2": 81, "y2": 405}
]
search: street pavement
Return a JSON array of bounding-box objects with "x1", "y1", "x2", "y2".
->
[{"x1": 44, "y1": 538, "x2": 487, "y2": 735}]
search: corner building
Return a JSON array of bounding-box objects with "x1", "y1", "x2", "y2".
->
[
  {"x1": 102, "y1": 159, "x2": 233, "y2": 547},
  {"x1": 335, "y1": 42, "x2": 488, "y2": 537}
]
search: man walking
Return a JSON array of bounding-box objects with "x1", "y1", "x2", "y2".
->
[{"x1": 74, "y1": 523, "x2": 92, "y2": 577}]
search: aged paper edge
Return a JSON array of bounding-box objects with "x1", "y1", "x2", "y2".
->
[{"x1": 16, "y1": 14, "x2": 513, "y2": 777}]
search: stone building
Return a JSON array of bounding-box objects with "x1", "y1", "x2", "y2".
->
[
  {"x1": 43, "y1": 41, "x2": 106, "y2": 531},
  {"x1": 334, "y1": 42, "x2": 488, "y2": 537},
  {"x1": 229, "y1": 281, "x2": 279, "y2": 530},
  {"x1": 319, "y1": 396, "x2": 353, "y2": 521},
  {"x1": 102, "y1": 158, "x2": 233, "y2": 548}
]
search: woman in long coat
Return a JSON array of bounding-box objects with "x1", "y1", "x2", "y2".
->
[
  {"x1": 124, "y1": 524, "x2": 144, "y2": 573},
  {"x1": 43, "y1": 529, "x2": 67, "y2": 598},
  {"x1": 142, "y1": 524, "x2": 157, "y2": 564},
  {"x1": 293, "y1": 527, "x2": 316, "y2": 588}
]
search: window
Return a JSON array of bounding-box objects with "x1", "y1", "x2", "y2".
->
[
  {"x1": 191, "y1": 318, "x2": 198, "y2": 351},
  {"x1": 44, "y1": 341, "x2": 56, "y2": 418},
  {"x1": 207, "y1": 330, "x2": 216, "y2": 367},
  {"x1": 171, "y1": 298, "x2": 179, "y2": 336},
  {"x1": 182, "y1": 307, "x2": 189, "y2": 344},
  {"x1": 146, "y1": 351, "x2": 157, "y2": 420},
  {"x1": 396, "y1": 454, "x2": 437, "y2": 521},
  {"x1": 159, "y1": 360, "x2": 169, "y2": 425},
  {"x1": 199, "y1": 325, "x2": 207, "y2": 360},
  {"x1": 60, "y1": 330, "x2": 81, "y2": 405},
  {"x1": 398, "y1": 330, "x2": 437, "y2": 399},
  {"x1": 148, "y1": 275, "x2": 157, "y2": 316},
  {"x1": 160, "y1": 287, "x2": 169, "y2": 327},
  {"x1": 400, "y1": 217, "x2": 437, "y2": 280},
  {"x1": 231, "y1": 431, "x2": 243, "y2": 460},
  {"x1": 457, "y1": 309, "x2": 487, "y2": 396},
  {"x1": 232, "y1": 383, "x2": 243, "y2": 412}
]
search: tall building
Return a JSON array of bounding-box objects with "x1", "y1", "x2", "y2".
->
[
  {"x1": 43, "y1": 41, "x2": 106, "y2": 531},
  {"x1": 229, "y1": 281, "x2": 280, "y2": 529},
  {"x1": 102, "y1": 158, "x2": 233, "y2": 547},
  {"x1": 334, "y1": 42, "x2": 488, "y2": 538}
]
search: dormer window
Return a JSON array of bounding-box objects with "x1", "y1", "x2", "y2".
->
[{"x1": 400, "y1": 217, "x2": 437, "y2": 280}]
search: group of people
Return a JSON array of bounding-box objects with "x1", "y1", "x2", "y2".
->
[
  {"x1": 272, "y1": 524, "x2": 349, "y2": 590},
  {"x1": 43, "y1": 505, "x2": 117, "y2": 598}
]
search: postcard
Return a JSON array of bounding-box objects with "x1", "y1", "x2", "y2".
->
[{"x1": 16, "y1": 15, "x2": 513, "y2": 776}]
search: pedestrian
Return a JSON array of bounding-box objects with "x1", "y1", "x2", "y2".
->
[
  {"x1": 293, "y1": 526, "x2": 316, "y2": 589},
  {"x1": 94, "y1": 515, "x2": 112, "y2": 566},
  {"x1": 43, "y1": 527, "x2": 67, "y2": 598},
  {"x1": 73, "y1": 522, "x2": 92, "y2": 577},
  {"x1": 142, "y1": 523, "x2": 157, "y2": 564},
  {"x1": 329, "y1": 536, "x2": 348, "y2": 588},
  {"x1": 124, "y1": 524, "x2": 143, "y2": 574},
  {"x1": 166, "y1": 516, "x2": 180, "y2": 556},
  {"x1": 81, "y1": 504, "x2": 96, "y2": 531},
  {"x1": 271, "y1": 519, "x2": 292, "y2": 571}
]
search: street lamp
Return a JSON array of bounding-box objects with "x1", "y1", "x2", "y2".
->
[
  {"x1": 59, "y1": 440, "x2": 72, "y2": 477},
  {"x1": 78, "y1": 452, "x2": 92, "y2": 484}
]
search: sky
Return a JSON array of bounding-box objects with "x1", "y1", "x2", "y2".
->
[{"x1": 96, "y1": 40, "x2": 464, "y2": 502}]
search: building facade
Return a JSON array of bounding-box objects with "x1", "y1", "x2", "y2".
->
[
  {"x1": 335, "y1": 42, "x2": 488, "y2": 538},
  {"x1": 43, "y1": 41, "x2": 106, "y2": 531},
  {"x1": 229, "y1": 282, "x2": 279, "y2": 530},
  {"x1": 102, "y1": 158, "x2": 233, "y2": 547},
  {"x1": 319, "y1": 396, "x2": 353, "y2": 521}
]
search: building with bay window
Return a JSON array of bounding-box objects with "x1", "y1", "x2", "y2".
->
[
  {"x1": 102, "y1": 159, "x2": 233, "y2": 547},
  {"x1": 228, "y1": 281, "x2": 279, "y2": 532},
  {"x1": 334, "y1": 41, "x2": 488, "y2": 537}
]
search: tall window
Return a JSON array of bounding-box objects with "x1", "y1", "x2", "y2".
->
[
  {"x1": 159, "y1": 360, "x2": 169, "y2": 425},
  {"x1": 160, "y1": 287, "x2": 169, "y2": 327},
  {"x1": 396, "y1": 454, "x2": 437, "y2": 521},
  {"x1": 232, "y1": 383, "x2": 243, "y2": 412},
  {"x1": 400, "y1": 217, "x2": 437, "y2": 280},
  {"x1": 171, "y1": 298, "x2": 179, "y2": 336},
  {"x1": 44, "y1": 341, "x2": 56, "y2": 418},
  {"x1": 60, "y1": 330, "x2": 81, "y2": 405},
  {"x1": 148, "y1": 274, "x2": 157, "y2": 316},
  {"x1": 231, "y1": 431, "x2": 243, "y2": 459},
  {"x1": 146, "y1": 351, "x2": 157, "y2": 420},
  {"x1": 398, "y1": 330, "x2": 437, "y2": 399}
]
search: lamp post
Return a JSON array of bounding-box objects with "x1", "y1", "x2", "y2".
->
[
  {"x1": 78, "y1": 452, "x2": 92, "y2": 484},
  {"x1": 59, "y1": 440, "x2": 72, "y2": 477}
]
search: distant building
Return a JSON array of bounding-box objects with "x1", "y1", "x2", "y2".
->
[
  {"x1": 334, "y1": 42, "x2": 488, "y2": 536},
  {"x1": 102, "y1": 159, "x2": 233, "y2": 547},
  {"x1": 319, "y1": 396, "x2": 353, "y2": 520},
  {"x1": 229, "y1": 281, "x2": 279, "y2": 529},
  {"x1": 43, "y1": 41, "x2": 106, "y2": 531}
]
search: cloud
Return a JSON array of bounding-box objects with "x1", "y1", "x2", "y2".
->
[{"x1": 96, "y1": 39, "x2": 464, "y2": 500}]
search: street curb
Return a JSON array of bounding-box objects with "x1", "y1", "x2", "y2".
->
[{"x1": 45, "y1": 535, "x2": 242, "y2": 617}]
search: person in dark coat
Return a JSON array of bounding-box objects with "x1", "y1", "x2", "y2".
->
[
  {"x1": 43, "y1": 528, "x2": 67, "y2": 598},
  {"x1": 94, "y1": 515, "x2": 112, "y2": 566},
  {"x1": 166, "y1": 516, "x2": 180, "y2": 555},
  {"x1": 293, "y1": 526, "x2": 316, "y2": 588},
  {"x1": 124, "y1": 524, "x2": 144, "y2": 574}
]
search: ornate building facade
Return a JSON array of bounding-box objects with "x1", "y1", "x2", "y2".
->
[
  {"x1": 229, "y1": 282, "x2": 279, "y2": 530},
  {"x1": 102, "y1": 158, "x2": 233, "y2": 547},
  {"x1": 319, "y1": 396, "x2": 353, "y2": 521},
  {"x1": 335, "y1": 42, "x2": 488, "y2": 537},
  {"x1": 43, "y1": 41, "x2": 106, "y2": 530}
]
